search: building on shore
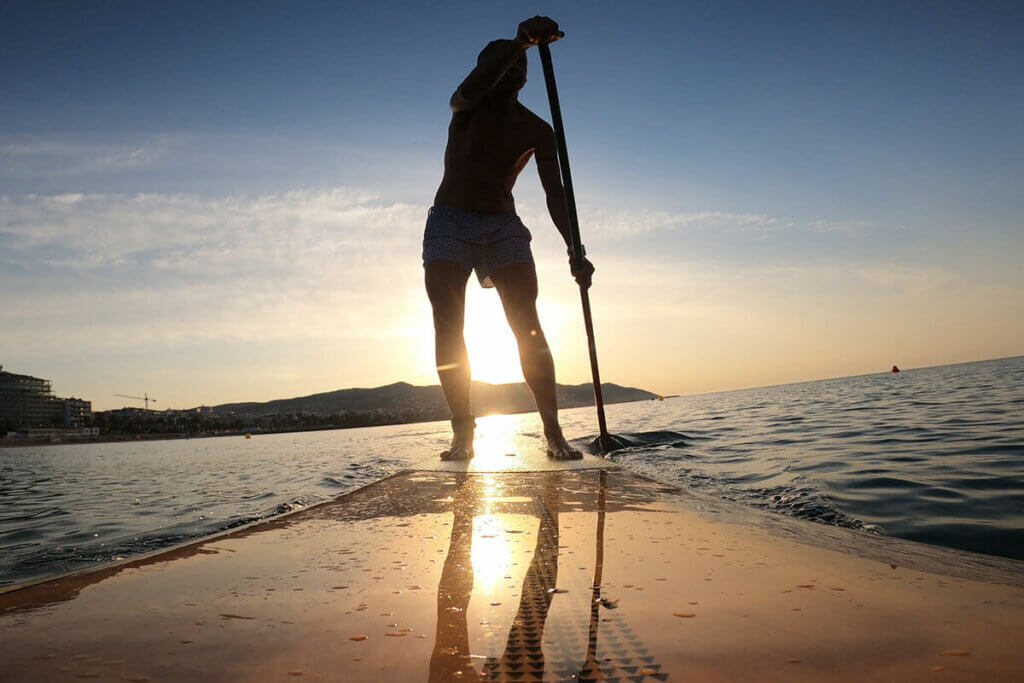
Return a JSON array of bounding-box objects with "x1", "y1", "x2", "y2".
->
[
  {"x1": 0, "y1": 364, "x2": 93, "y2": 431},
  {"x1": 63, "y1": 397, "x2": 92, "y2": 428}
]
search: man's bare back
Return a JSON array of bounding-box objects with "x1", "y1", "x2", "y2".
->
[
  {"x1": 434, "y1": 100, "x2": 553, "y2": 215},
  {"x1": 434, "y1": 18, "x2": 574, "y2": 242}
]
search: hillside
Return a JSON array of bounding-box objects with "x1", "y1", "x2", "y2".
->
[{"x1": 210, "y1": 381, "x2": 657, "y2": 418}]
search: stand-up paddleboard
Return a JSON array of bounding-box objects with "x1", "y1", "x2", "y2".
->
[{"x1": 1, "y1": 453, "x2": 1022, "y2": 682}]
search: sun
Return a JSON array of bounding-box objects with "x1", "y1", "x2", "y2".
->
[
  {"x1": 413, "y1": 284, "x2": 568, "y2": 387},
  {"x1": 463, "y1": 288, "x2": 524, "y2": 384}
]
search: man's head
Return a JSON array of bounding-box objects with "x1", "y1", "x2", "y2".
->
[{"x1": 478, "y1": 39, "x2": 527, "y2": 96}]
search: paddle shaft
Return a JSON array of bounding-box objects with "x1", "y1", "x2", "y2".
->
[
  {"x1": 538, "y1": 42, "x2": 610, "y2": 445},
  {"x1": 579, "y1": 469, "x2": 607, "y2": 676}
]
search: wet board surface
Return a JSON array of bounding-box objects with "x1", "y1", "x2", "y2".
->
[
  {"x1": 1, "y1": 468, "x2": 1022, "y2": 682},
  {"x1": 410, "y1": 432, "x2": 617, "y2": 472}
]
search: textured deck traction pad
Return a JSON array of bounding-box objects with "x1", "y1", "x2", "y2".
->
[
  {"x1": 411, "y1": 452, "x2": 616, "y2": 473},
  {"x1": 408, "y1": 433, "x2": 617, "y2": 473}
]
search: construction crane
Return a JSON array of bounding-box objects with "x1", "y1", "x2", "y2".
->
[{"x1": 114, "y1": 393, "x2": 158, "y2": 410}]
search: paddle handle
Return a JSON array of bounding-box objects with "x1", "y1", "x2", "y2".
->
[
  {"x1": 538, "y1": 43, "x2": 585, "y2": 272},
  {"x1": 538, "y1": 42, "x2": 611, "y2": 445}
]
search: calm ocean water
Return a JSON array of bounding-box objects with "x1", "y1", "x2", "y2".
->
[{"x1": 1, "y1": 356, "x2": 1022, "y2": 588}]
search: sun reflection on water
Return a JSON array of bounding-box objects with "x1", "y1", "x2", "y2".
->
[
  {"x1": 472, "y1": 416, "x2": 524, "y2": 464},
  {"x1": 468, "y1": 474, "x2": 511, "y2": 592},
  {"x1": 471, "y1": 513, "x2": 511, "y2": 592}
]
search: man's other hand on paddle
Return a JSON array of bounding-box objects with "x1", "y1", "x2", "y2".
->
[
  {"x1": 516, "y1": 16, "x2": 564, "y2": 47},
  {"x1": 571, "y1": 256, "x2": 595, "y2": 289}
]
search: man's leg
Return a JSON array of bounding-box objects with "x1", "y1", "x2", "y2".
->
[
  {"x1": 425, "y1": 261, "x2": 475, "y2": 459},
  {"x1": 490, "y1": 263, "x2": 582, "y2": 459}
]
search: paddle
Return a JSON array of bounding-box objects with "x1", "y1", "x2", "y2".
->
[{"x1": 538, "y1": 41, "x2": 629, "y2": 453}]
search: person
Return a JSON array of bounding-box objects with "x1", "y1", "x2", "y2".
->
[{"x1": 423, "y1": 16, "x2": 593, "y2": 461}]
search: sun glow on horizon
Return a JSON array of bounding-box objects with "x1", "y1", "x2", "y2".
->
[
  {"x1": 463, "y1": 289, "x2": 523, "y2": 384},
  {"x1": 412, "y1": 286, "x2": 572, "y2": 388}
]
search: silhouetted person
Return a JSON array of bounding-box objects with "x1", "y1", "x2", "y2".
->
[{"x1": 424, "y1": 16, "x2": 593, "y2": 460}]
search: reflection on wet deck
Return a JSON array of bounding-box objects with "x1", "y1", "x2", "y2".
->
[
  {"x1": 429, "y1": 471, "x2": 633, "y2": 681},
  {"x1": 1, "y1": 469, "x2": 1022, "y2": 681}
]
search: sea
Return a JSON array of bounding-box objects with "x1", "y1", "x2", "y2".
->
[{"x1": 1, "y1": 356, "x2": 1022, "y2": 589}]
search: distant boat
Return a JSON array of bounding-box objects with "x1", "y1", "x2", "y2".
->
[{"x1": 891, "y1": 365, "x2": 900, "y2": 373}]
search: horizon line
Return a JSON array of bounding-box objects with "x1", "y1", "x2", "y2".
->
[{"x1": 89, "y1": 352, "x2": 1022, "y2": 412}]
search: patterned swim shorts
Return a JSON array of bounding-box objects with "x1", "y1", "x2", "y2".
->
[{"x1": 422, "y1": 205, "x2": 534, "y2": 288}]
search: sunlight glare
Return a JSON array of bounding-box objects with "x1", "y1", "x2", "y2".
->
[
  {"x1": 471, "y1": 474, "x2": 514, "y2": 592},
  {"x1": 471, "y1": 514, "x2": 510, "y2": 592},
  {"x1": 416, "y1": 285, "x2": 569, "y2": 387},
  {"x1": 464, "y1": 289, "x2": 522, "y2": 384}
]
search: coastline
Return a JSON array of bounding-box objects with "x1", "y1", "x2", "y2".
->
[
  {"x1": 0, "y1": 425, "x2": 342, "y2": 449},
  {"x1": 0, "y1": 397, "x2": 661, "y2": 449}
]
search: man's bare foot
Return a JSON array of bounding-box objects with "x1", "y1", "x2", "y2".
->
[
  {"x1": 545, "y1": 432, "x2": 583, "y2": 460},
  {"x1": 440, "y1": 434, "x2": 474, "y2": 461},
  {"x1": 441, "y1": 416, "x2": 476, "y2": 460}
]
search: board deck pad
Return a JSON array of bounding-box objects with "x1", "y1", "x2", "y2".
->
[
  {"x1": 410, "y1": 432, "x2": 616, "y2": 472},
  {"x1": 1, "y1": 468, "x2": 1022, "y2": 681}
]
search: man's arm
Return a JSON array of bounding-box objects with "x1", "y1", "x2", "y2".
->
[
  {"x1": 451, "y1": 40, "x2": 527, "y2": 112},
  {"x1": 535, "y1": 121, "x2": 595, "y2": 288},
  {"x1": 535, "y1": 124, "x2": 572, "y2": 247},
  {"x1": 451, "y1": 16, "x2": 562, "y2": 112}
]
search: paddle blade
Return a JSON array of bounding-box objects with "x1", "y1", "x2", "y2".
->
[{"x1": 588, "y1": 433, "x2": 634, "y2": 454}]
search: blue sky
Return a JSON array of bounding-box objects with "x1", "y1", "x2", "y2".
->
[{"x1": 2, "y1": 1, "x2": 1022, "y2": 410}]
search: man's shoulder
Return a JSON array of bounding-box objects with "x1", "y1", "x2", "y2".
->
[
  {"x1": 516, "y1": 104, "x2": 555, "y2": 148},
  {"x1": 517, "y1": 103, "x2": 552, "y2": 130}
]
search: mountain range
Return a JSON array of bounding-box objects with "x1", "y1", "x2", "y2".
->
[{"x1": 210, "y1": 381, "x2": 658, "y2": 418}]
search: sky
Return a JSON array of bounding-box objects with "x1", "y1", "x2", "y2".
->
[{"x1": 1, "y1": 0, "x2": 1022, "y2": 411}]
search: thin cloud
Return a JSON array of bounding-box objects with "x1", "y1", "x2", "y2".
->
[
  {"x1": 516, "y1": 204, "x2": 873, "y2": 243},
  {"x1": 548, "y1": 207, "x2": 779, "y2": 241},
  {"x1": 806, "y1": 219, "x2": 875, "y2": 234},
  {"x1": 1, "y1": 139, "x2": 167, "y2": 176},
  {"x1": 0, "y1": 189, "x2": 428, "y2": 358},
  {"x1": 1, "y1": 189, "x2": 422, "y2": 276}
]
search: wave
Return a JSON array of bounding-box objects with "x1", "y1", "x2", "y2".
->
[{"x1": 582, "y1": 429, "x2": 882, "y2": 534}]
